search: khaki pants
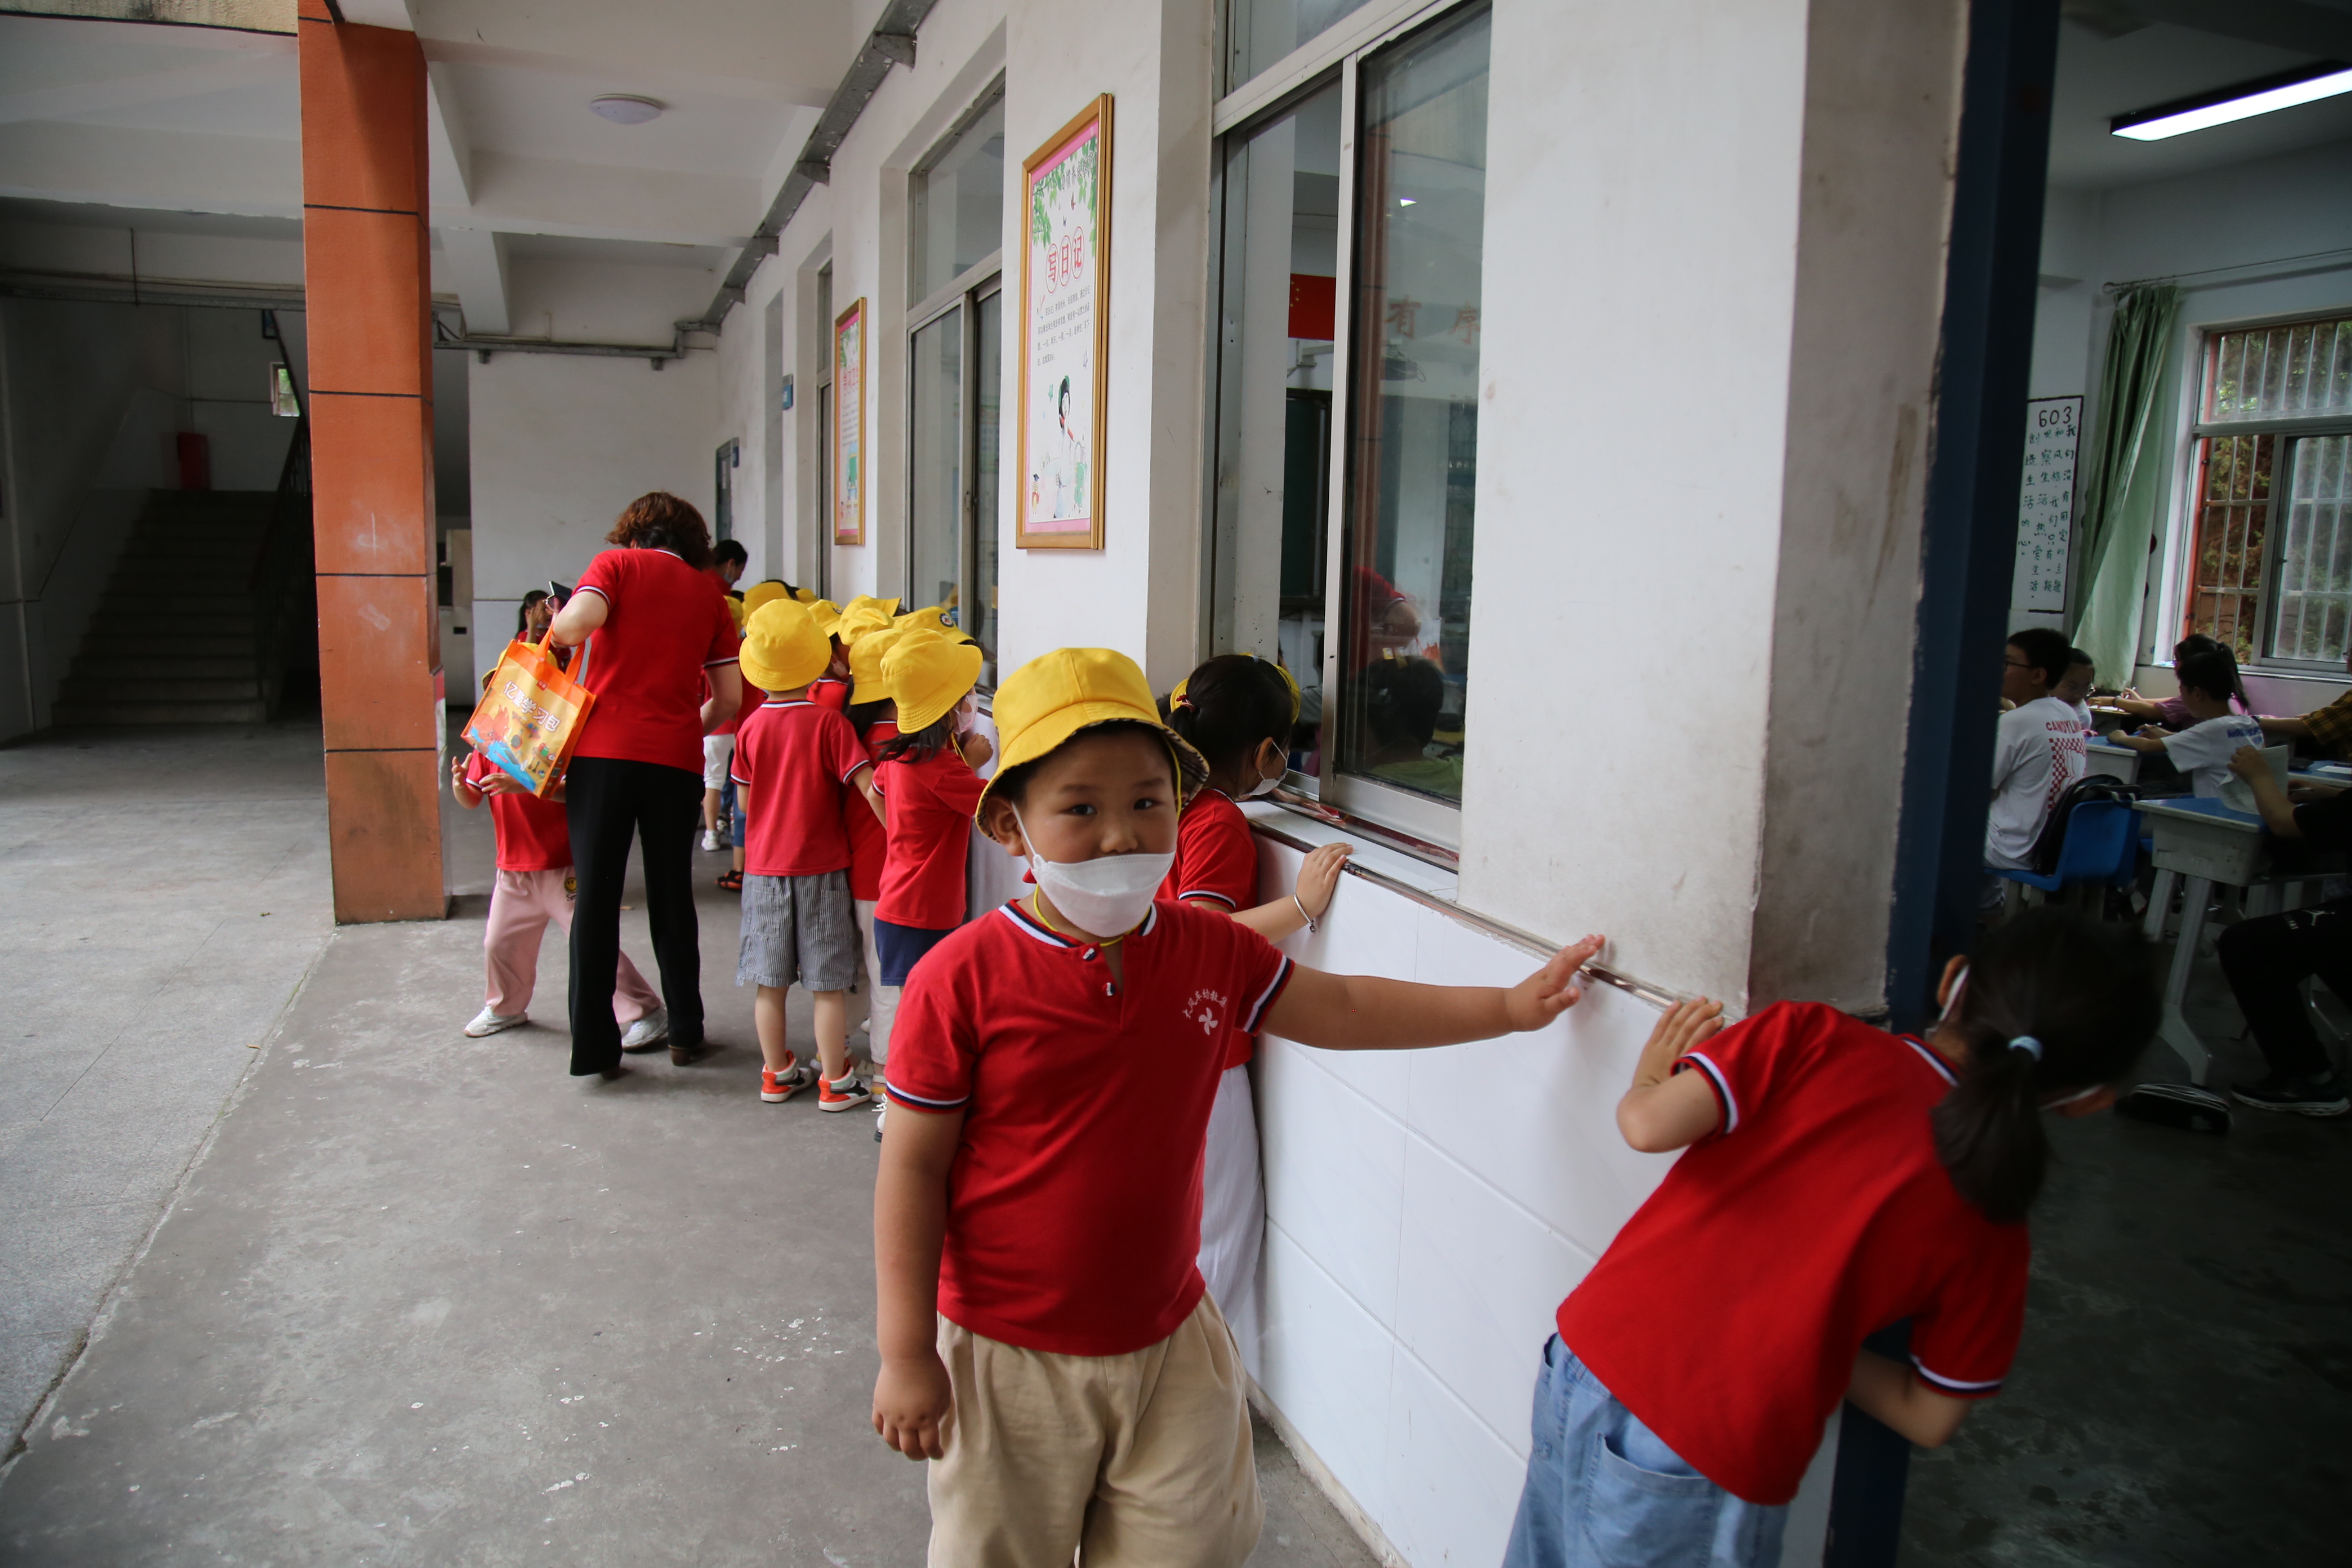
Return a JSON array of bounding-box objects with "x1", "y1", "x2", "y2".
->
[{"x1": 928, "y1": 1295, "x2": 1262, "y2": 1568}]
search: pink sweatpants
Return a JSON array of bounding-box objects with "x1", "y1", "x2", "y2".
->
[{"x1": 485, "y1": 867, "x2": 662, "y2": 1021}]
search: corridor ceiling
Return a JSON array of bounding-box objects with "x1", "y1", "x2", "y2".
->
[{"x1": 0, "y1": 0, "x2": 854, "y2": 331}]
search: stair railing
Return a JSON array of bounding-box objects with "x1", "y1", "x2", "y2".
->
[{"x1": 248, "y1": 416, "x2": 314, "y2": 716}]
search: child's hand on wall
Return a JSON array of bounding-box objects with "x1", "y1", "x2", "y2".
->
[{"x1": 1502, "y1": 934, "x2": 1606, "y2": 1032}]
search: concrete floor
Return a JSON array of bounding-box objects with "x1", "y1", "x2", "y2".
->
[
  {"x1": 1901, "y1": 945, "x2": 2351, "y2": 1567},
  {"x1": 0, "y1": 722, "x2": 1376, "y2": 1567}
]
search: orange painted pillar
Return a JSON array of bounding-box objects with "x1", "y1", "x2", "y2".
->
[{"x1": 298, "y1": 3, "x2": 446, "y2": 922}]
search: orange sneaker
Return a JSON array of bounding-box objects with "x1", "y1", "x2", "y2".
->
[
  {"x1": 818, "y1": 1067, "x2": 872, "y2": 1112},
  {"x1": 760, "y1": 1055, "x2": 814, "y2": 1104}
]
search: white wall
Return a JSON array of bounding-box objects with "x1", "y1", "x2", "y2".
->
[{"x1": 466, "y1": 349, "x2": 718, "y2": 684}]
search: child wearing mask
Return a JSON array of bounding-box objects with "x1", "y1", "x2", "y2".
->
[
  {"x1": 1158, "y1": 652, "x2": 1352, "y2": 1367},
  {"x1": 872, "y1": 647, "x2": 1604, "y2": 1567},
  {"x1": 1501, "y1": 910, "x2": 2157, "y2": 1567}
]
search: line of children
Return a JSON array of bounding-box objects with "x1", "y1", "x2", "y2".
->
[
  {"x1": 449, "y1": 738, "x2": 667, "y2": 1048},
  {"x1": 729, "y1": 598, "x2": 883, "y2": 1111},
  {"x1": 870, "y1": 647, "x2": 1607, "y2": 1567},
  {"x1": 1157, "y1": 653, "x2": 1352, "y2": 1369}
]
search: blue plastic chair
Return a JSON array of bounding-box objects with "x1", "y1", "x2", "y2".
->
[{"x1": 1993, "y1": 799, "x2": 2142, "y2": 894}]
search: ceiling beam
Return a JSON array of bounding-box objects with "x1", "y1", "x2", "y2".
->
[
  {"x1": 426, "y1": 62, "x2": 471, "y2": 205},
  {"x1": 437, "y1": 225, "x2": 507, "y2": 334},
  {"x1": 0, "y1": 48, "x2": 291, "y2": 125}
]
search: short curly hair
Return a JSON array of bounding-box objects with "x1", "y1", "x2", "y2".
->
[{"x1": 606, "y1": 491, "x2": 714, "y2": 570}]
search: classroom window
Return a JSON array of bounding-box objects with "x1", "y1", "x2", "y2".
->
[
  {"x1": 906, "y1": 88, "x2": 1006, "y2": 681},
  {"x1": 1332, "y1": 3, "x2": 1489, "y2": 813},
  {"x1": 1225, "y1": 0, "x2": 1377, "y2": 93},
  {"x1": 2182, "y1": 315, "x2": 2352, "y2": 669}
]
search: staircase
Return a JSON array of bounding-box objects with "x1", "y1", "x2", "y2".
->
[{"x1": 50, "y1": 424, "x2": 315, "y2": 727}]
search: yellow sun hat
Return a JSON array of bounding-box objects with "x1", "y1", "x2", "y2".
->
[
  {"x1": 836, "y1": 604, "x2": 896, "y2": 645},
  {"x1": 793, "y1": 585, "x2": 817, "y2": 604},
  {"x1": 898, "y1": 603, "x2": 975, "y2": 645},
  {"x1": 885, "y1": 627, "x2": 985, "y2": 734},
  {"x1": 975, "y1": 647, "x2": 1207, "y2": 817},
  {"x1": 738, "y1": 598, "x2": 832, "y2": 694},
  {"x1": 741, "y1": 581, "x2": 790, "y2": 620},
  {"x1": 846, "y1": 622, "x2": 905, "y2": 705},
  {"x1": 843, "y1": 593, "x2": 901, "y2": 621},
  {"x1": 807, "y1": 599, "x2": 844, "y2": 640}
]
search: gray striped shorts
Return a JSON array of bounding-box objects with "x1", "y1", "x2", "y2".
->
[{"x1": 736, "y1": 869, "x2": 859, "y2": 991}]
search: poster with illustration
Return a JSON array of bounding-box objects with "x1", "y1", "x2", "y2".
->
[
  {"x1": 834, "y1": 298, "x2": 865, "y2": 546},
  {"x1": 1018, "y1": 96, "x2": 1112, "y2": 549}
]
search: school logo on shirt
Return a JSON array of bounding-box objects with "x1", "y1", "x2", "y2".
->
[{"x1": 1181, "y1": 988, "x2": 1229, "y2": 1037}]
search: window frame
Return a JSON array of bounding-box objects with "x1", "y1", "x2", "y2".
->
[
  {"x1": 902, "y1": 253, "x2": 1003, "y2": 640},
  {"x1": 1205, "y1": 0, "x2": 1489, "y2": 856},
  {"x1": 2175, "y1": 311, "x2": 2352, "y2": 675}
]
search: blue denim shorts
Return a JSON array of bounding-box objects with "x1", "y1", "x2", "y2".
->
[{"x1": 1502, "y1": 1335, "x2": 1786, "y2": 1568}]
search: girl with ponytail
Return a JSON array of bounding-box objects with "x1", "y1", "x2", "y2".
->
[
  {"x1": 1157, "y1": 653, "x2": 1354, "y2": 1370},
  {"x1": 1502, "y1": 908, "x2": 2158, "y2": 1568}
]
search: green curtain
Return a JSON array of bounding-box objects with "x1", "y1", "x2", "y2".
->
[{"x1": 2070, "y1": 284, "x2": 2181, "y2": 683}]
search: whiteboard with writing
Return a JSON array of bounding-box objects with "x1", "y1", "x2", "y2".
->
[{"x1": 2014, "y1": 396, "x2": 2081, "y2": 612}]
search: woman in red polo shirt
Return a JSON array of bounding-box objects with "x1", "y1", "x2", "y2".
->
[{"x1": 547, "y1": 492, "x2": 742, "y2": 1079}]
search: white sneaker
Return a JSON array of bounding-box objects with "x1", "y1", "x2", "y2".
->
[
  {"x1": 465, "y1": 1006, "x2": 527, "y2": 1038},
  {"x1": 701, "y1": 828, "x2": 723, "y2": 851},
  {"x1": 620, "y1": 1006, "x2": 670, "y2": 1052}
]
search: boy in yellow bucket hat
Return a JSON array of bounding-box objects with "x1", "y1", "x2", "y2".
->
[
  {"x1": 871, "y1": 647, "x2": 1607, "y2": 1566},
  {"x1": 730, "y1": 598, "x2": 888, "y2": 1111}
]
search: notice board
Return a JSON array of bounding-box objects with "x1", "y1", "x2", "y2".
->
[{"x1": 2013, "y1": 396, "x2": 2081, "y2": 612}]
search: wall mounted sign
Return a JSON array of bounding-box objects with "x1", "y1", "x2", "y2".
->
[
  {"x1": 833, "y1": 298, "x2": 866, "y2": 546},
  {"x1": 1017, "y1": 95, "x2": 1113, "y2": 550},
  {"x1": 2014, "y1": 395, "x2": 2080, "y2": 612},
  {"x1": 779, "y1": 373, "x2": 794, "y2": 412}
]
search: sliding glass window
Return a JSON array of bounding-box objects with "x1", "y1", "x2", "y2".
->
[
  {"x1": 1206, "y1": 1, "x2": 1489, "y2": 840},
  {"x1": 906, "y1": 87, "x2": 1006, "y2": 683}
]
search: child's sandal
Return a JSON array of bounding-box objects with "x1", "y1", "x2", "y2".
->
[{"x1": 716, "y1": 870, "x2": 743, "y2": 892}]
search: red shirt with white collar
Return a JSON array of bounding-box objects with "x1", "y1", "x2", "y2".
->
[
  {"x1": 843, "y1": 719, "x2": 897, "y2": 901},
  {"x1": 1159, "y1": 788, "x2": 1264, "y2": 1067},
  {"x1": 570, "y1": 547, "x2": 740, "y2": 773},
  {"x1": 1555, "y1": 1001, "x2": 2030, "y2": 1505},
  {"x1": 886, "y1": 897, "x2": 1295, "y2": 1355},
  {"x1": 464, "y1": 750, "x2": 570, "y2": 872},
  {"x1": 874, "y1": 742, "x2": 988, "y2": 929},
  {"x1": 729, "y1": 699, "x2": 870, "y2": 877}
]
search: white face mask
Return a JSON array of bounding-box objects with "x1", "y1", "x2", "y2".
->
[
  {"x1": 954, "y1": 696, "x2": 976, "y2": 736},
  {"x1": 1010, "y1": 806, "x2": 1173, "y2": 937},
  {"x1": 1241, "y1": 745, "x2": 1286, "y2": 799}
]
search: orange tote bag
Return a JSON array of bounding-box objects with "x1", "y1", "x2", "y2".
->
[{"x1": 463, "y1": 627, "x2": 597, "y2": 797}]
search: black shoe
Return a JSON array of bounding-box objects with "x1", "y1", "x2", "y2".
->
[
  {"x1": 669, "y1": 1037, "x2": 710, "y2": 1066},
  {"x1": 2229, "y1": 1074, "x2": 2350, "y2": 1117}
]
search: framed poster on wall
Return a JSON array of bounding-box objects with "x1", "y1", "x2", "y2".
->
[
  {"x1": 1017, "y1": 95, "x2": 1113, "y2": 550},
  {"x1": 834, "y1": 298, "x2": 867, "y2": 546},
  {"x1": 2013, "y1": 395, "x2": 2080, "y2": 612}
]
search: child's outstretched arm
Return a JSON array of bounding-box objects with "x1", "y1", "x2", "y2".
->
[
  {"x1": 1846, "y1": 1349, "x2": 1970, "y2": 1447},
  {"x1": 1261, "y1": 934, "x2": 1603, "y2": 1051},
  {"x1": 1231, "y1": 842, "x2": 1353, "y2": 943},
  {"x1": 872, "y1": 1102, "x2": 964, "y2": 1460},
  {"x1": 1616, "y1": 999, "x2": 1727, "y2": 1152}
]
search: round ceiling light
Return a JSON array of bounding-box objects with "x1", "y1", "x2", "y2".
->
[{"x1": 590, "y1": 95, "x2": 665, "y2": 126}]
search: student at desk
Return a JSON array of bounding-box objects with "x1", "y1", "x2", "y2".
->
[
  {"x1": 2109, "y1": 649, "x2": 2265, "y2": 796},
  {"x1": 2106, "y1": 633, "x2": 2249, "y2": 727},
  {"x1": 2256, "y1": 649, "x2": 2352, "y2": 761},
  {"x1": 1985, "y1": 629, "x2": 2088, "y2": 878},
  {"x1": 2217, "y1": 745, "x2": 2350, "y2": 1117},
  {"x1": 2054, "y1": 647, "x2": 2098, "y2": 734}
]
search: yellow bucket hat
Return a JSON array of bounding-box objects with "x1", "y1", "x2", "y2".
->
[
  {"x1": 793, "y1": 585, "x2": 817, "y2": 604},
  {"x1": 738, "y1": 598, "x2": 832, "y2": 694},
  {"x1": 742, "y1": 581, "x2": 789, "y2": 620},
  {"x1": 847, "y1": 622, "x2": 905, "y2": 705},
  {"x1": 836, "y1": 604, "x2": 896, "y2": 645},
  {"x1": 885, "y1": 628, "x2": 985, "y2": 734},
  {"x1": 898, "y1": 603, "x2": 975, "y2": 645},
  {"x1": 975, "y1": 648, "x2": 1207, "y2": 817},
  {"x1": 843, "y1": 593, "x2": 901, "y2": 621},
  {"x1": 807, "y1": 599, "x2": 844, "y2": 640}
]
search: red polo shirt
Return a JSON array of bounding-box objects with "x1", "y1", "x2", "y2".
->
[
  {"x1": 1556, "y1": 1002, "x2": 2031, "y2": 1505},
  {"x1": 887, "y1": 898, "x2": 1295, "y2": 1355},
  {"x1": 1159, "y1": 788, "x2": 1263, "y2": 1067},
  {"x1": 464, "y1": 750, "x2": 571, "y2": 872},
  {"x1": 570, "y1": 547, "x2": 740, "y2": 774},
  {"x1": 874, "y1": 743, "x2": 989, "y2": 929},
  {"x1": 843, "y1": 719, "x2": 897, "y2": 901},
  {"x1": 729, "y1": 699, "x2": 871, "y2": 877}
]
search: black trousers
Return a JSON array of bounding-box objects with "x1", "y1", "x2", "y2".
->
[
  {"x1": 565, "y1": 756, "x2": 703, "y2": 1075},
  {"x1": 2216, "y1": 896, "x2": 2352, "y2": 1081}
]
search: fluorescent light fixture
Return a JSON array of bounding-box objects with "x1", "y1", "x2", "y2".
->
[
  {"x1": 1397, "y1": 196, "x2": 1416, "y2": 206},
  {"x1": 590, "y1": 94, "x2": 665, "y2": 126},
  {"x1": 2111, "y1": 60, "x2": 2352, "y2": 141}
]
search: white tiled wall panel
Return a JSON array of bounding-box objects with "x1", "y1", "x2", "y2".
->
[{"x1": 1248, "y1": 830, "x2": 1838, "y2": 1565}]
